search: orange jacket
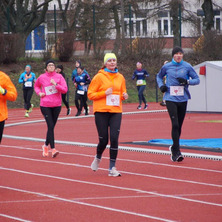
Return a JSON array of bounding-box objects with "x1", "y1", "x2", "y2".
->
[
  {"x1": 0, "y1": 71, "x2": 17, "y2": 121},
  {"x1": 88, "y1": 68, "x2": 127, "y2": 113}
]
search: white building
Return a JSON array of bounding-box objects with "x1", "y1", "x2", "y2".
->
[{"x1": 25, "y1": 0, "x2": 222, "y2": 55}]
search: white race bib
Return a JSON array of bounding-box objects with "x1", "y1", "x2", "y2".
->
[
  {"x1": 106, "y1": 94, "x2": 120, "y2": 106},
  {"x1": 24, "y1": 81, "x2": 32, "y2": 87},
  {"x1": 136, "y1": 80, "x2": 144, "y2": 85},
  {"x1": 77, "y1": 90, "x2": 84, "y2": 95},
  {"x1": 45, "y1": 85, "x2": 58, "y2": 95},
  {"x1": 170, "y1": 86, "x2": 184, "y2": 96}
]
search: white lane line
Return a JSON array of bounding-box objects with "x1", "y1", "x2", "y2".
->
[
  {"x1": 2, "y1": 135, "x2": 222, "y2": 161},
  {"x1": 5, "y1": 110, "x2": 167, "y2": 127},
  {"x1": 0, "y1": 213, "x2": 31, "y2": 222},
  {"x1": 1, "y1": 144, "x2": 222, "y2": 174},
  {"x1": 0, "y1": 185, "x2": 175, "y2": 222},
  {"x1": 1, "y1": 154, "x2": 222, "y2": 188},
  {"x1": 1, "y1": 167, "x2": 222, "y2": 207},
  {"x1": 1, "y1": 193, "x2": 222, "y2": 204}
]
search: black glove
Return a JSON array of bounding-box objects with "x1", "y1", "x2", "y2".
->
[
  {"x1": 177, "y1": 77, "x2": 188, "y2": 86},
  {"x1": 160, "y1": 85, "x2": 167, "y2": 93}
]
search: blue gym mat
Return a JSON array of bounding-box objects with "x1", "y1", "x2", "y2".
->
[{"x1": 148, "y1": 138, "x2": 222, "y2": 149}]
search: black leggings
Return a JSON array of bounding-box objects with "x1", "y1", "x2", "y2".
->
[
  {"x1": 95, "y1": 112, "x2": 122, "y2": 161},
  {"x1": 62, "y1": 93, "x2": 69, "y2": 109},
  {"x1": 0, "y1": 120, "x2": 5, "y2": 144},
  {"x1": 166, "y1": 101, "x2": 187, "y2": 152},
  {"x1": 40, "y1": 106, "x2": 61, "y2": 149},
  {"x1": 75, "y1": 92, "x2": 88, "y2": 112},
  {"x1": 23, "y1": 88, "x2": 33, "y2": 110}
]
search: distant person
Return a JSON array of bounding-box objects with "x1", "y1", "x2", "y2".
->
[
  {"x1": 34, "y1": 60, "x2": 68, "y2": 158},
  {"x1": 88, "y1": 53, "x2": 128, "y2": 177},
  {"x1": 56, "y1": 65, "x2": 71, "y2": 115},
  {"x1": 160, "y1": 61, "x2": 168, "y2": 106},
  {"x1": 132, "y1": 62, "x2": 149, "y2": 109},
  {"x1": 156, "y1": 46, "x2": 200, "y2": 162},
  {"x1": 18, "y1": 65, "x2": 36, "y2": 117},
  {"x1": 72, "y1": 60, "x2": 90, "y2": 115},
  {"x1": 73, "y1": 66, "x2": 91, "y2": 116},
  {"x1": 0, "y1": 71, "x2": 17, "y2": 143}
]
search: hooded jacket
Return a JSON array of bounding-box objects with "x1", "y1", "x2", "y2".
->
[
  {"x1": 88, "y1": 68, "x2": 127, "y2": 113},
  {"x1": 34, "y1": 71, "x2": 67, "y2": 107},
  {"x1": 156, "y1": 59, "x2": 200, "y2": 102},
  {"x1": 0, "y1": 71, "x2": 17, "y2": 121}
]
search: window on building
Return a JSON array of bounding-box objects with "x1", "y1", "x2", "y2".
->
[
  {"x1": 197, "y1": 9, "x2": 221, "y2": 33},
  {"x1": 216, "y1": 18, "x2": 220, "y2": 32},
  {"x1": 136, "y1": 21, "x2": 141, "y2": 36},
  {"x1": 158, "y1": 10, "x2": 173, "y2": 36},
  {"x1": 142, "y1": 19, "x2": 147, "y2": 36},
  {"x1": 124, "y1": 21, "x2": 128, "y2": 36}
]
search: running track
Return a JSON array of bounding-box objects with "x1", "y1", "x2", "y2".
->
[{"x1": 0, "y1": 103, "x2": 222, "y2": 222}]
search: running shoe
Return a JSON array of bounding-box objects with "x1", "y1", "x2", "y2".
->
[
  {"x1": 24, "y1": 112, "x2": 29, "y2": 117},
  {"x1": 42, "y1": 144, "x2": 49, "y2": 157},
  {"x1": 75, "y1": 111, "x2": 81, "y2": 116},
  {"x1": 28, "y1": 104, "x2": 34, "y2": 113},
  {"x1": 137, "y1": 105, "x2": 142, "y2": 110},
  {"x1": 160, "y1": 101, "x2": 166, "y2": 106},
  {"x1": 144, "y1": 104, "x2": 148, "y2": 109},
  {"x1": 169, "y1": 146, "x2": 176, "y2": 162},
  {"x1": 176, "y1": 152, "x2": 184, "y2": 162},
  {"x1": 52, "y1": 149, "x2": 59, "y2": 158},
  {"x1": 169, "y1": 146, "x2": 184, "y2": 162},
  {"x1": 108, "y1": 167, "x2": 121, "y2": 177},
  {"x1": 67, "y1": 108, "x2": 71, "y2": 115},
  {"x1": 91, "y1": 156, "x2": 101, "y2": 171}
]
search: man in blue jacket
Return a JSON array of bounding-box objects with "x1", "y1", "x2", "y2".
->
[{"x1": 156, "y1": 46, "x2": 200, "y2": 162}]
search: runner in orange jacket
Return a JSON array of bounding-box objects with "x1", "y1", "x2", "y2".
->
[
  {"x1": 0, "y1": 71, "x2": 17, "y2": 143},
  {"x1": 88, "y1": 53, "x2": 128, "y2": 177}
]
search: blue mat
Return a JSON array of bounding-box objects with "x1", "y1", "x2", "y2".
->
[{"x1": 148, "y1": 138, "x2": 222, "y2": 149}]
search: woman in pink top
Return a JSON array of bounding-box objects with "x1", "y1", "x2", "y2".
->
[{"x1": 34, "y1": 60, "x2": 68, "y2": 158}]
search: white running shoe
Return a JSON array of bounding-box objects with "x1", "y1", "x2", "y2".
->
[
  {"x1": 91, "y1": 156, "x2": 101, "y2": 171},
  {"x1": 108, "y1": 167, "x2": 121, "y2": 177}
]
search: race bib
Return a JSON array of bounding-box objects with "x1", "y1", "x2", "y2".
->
[
  {"x1": 24, "y1": 81, "x2": 32, "y2": 87},
  {"x1": 77, "y1": 90, "x2": 84, "y2": 95},
  {"x1": 106, "y1": 94, "x2": 120, "y2": 106},
  {"x1": 170, "y1": 86, "x2": 184, "y2": 96},
  {"x1": 136, "y1": 80, "x2": 144, "y2": 85},
  {"x1": 45, "y1": 85, "x2": 58, "y2": 96}
]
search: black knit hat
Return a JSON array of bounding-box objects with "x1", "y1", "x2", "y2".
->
[
  {"x1": 45, "y1": 60, "x2": 55, "y2": 68},
  {"x1": 172, "y1": 46, "x2": 184, "y2": 57},
  {"x1": 56, "y1": 64, "x2": 63, "y2": 71}
]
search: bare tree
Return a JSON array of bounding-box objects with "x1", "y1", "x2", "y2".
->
[
  {"x1": 202, "y1": 0, "x2": 214, "y2": 30},
  {"x1": 0, "y1": 0, "x2": 52, "y2": 57}
]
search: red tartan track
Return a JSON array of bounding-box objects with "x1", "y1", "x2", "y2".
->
[{"x1": 0, "y1": 103, "x2": 222, "y2": 222}]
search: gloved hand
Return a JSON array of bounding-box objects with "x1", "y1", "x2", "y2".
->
[
  {"x1": 160, "y1": 85, "x2": 167, "y2": 93},
  {"x1": 0, "y1": 85, "x2": 6, "y2": 95},
  {"x1": 177, "y1": 77, "x2": 188, "y2": 86}
]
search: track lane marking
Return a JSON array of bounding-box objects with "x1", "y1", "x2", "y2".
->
[
  {"x1": 0, "y1": 185, "x2": 175, "y2": 222},
  {"x1": 1, "y1": 144, "x2": 221, "y2": 174},
  {"x1": 0, "y1": 154, "x2": 222, "y2": 188},
  {"x1": 1, "y1": 167, "x2": 222, "y2": 207}
]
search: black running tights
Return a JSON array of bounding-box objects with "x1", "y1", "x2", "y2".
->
[
  {"x1": 95, "y1": 112, "x2": 122, "y2": 161},
  {"x1": 166, "y1": 101, "x2": 187, "y2": 151},
  {"x1": 40, "y1": 106, "x2": 61, "y2": 149},
  {"x1": 0, "y1": 120, "x2": 5, "y2": 144}
]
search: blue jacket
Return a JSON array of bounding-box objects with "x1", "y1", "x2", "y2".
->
[
  {"x1": 74, "y1": 72, "x2": 91, "y2": 92},
  {"x1": 132, "y1": 69, "x2": 149, "y2": 86},
  {"x1": 72, "y1": 68, "x2": 89, "y2": 81},
  {"x1": 156, "y1": 59, "x2": 200, "y2": 102},
  {"x1": 19, "y1": 71, "x2": 36, "y2": 89}
]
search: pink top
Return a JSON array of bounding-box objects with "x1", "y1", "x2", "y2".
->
[{"x1": 34, "y1": 71, "x2": 68, "y2": 107}]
